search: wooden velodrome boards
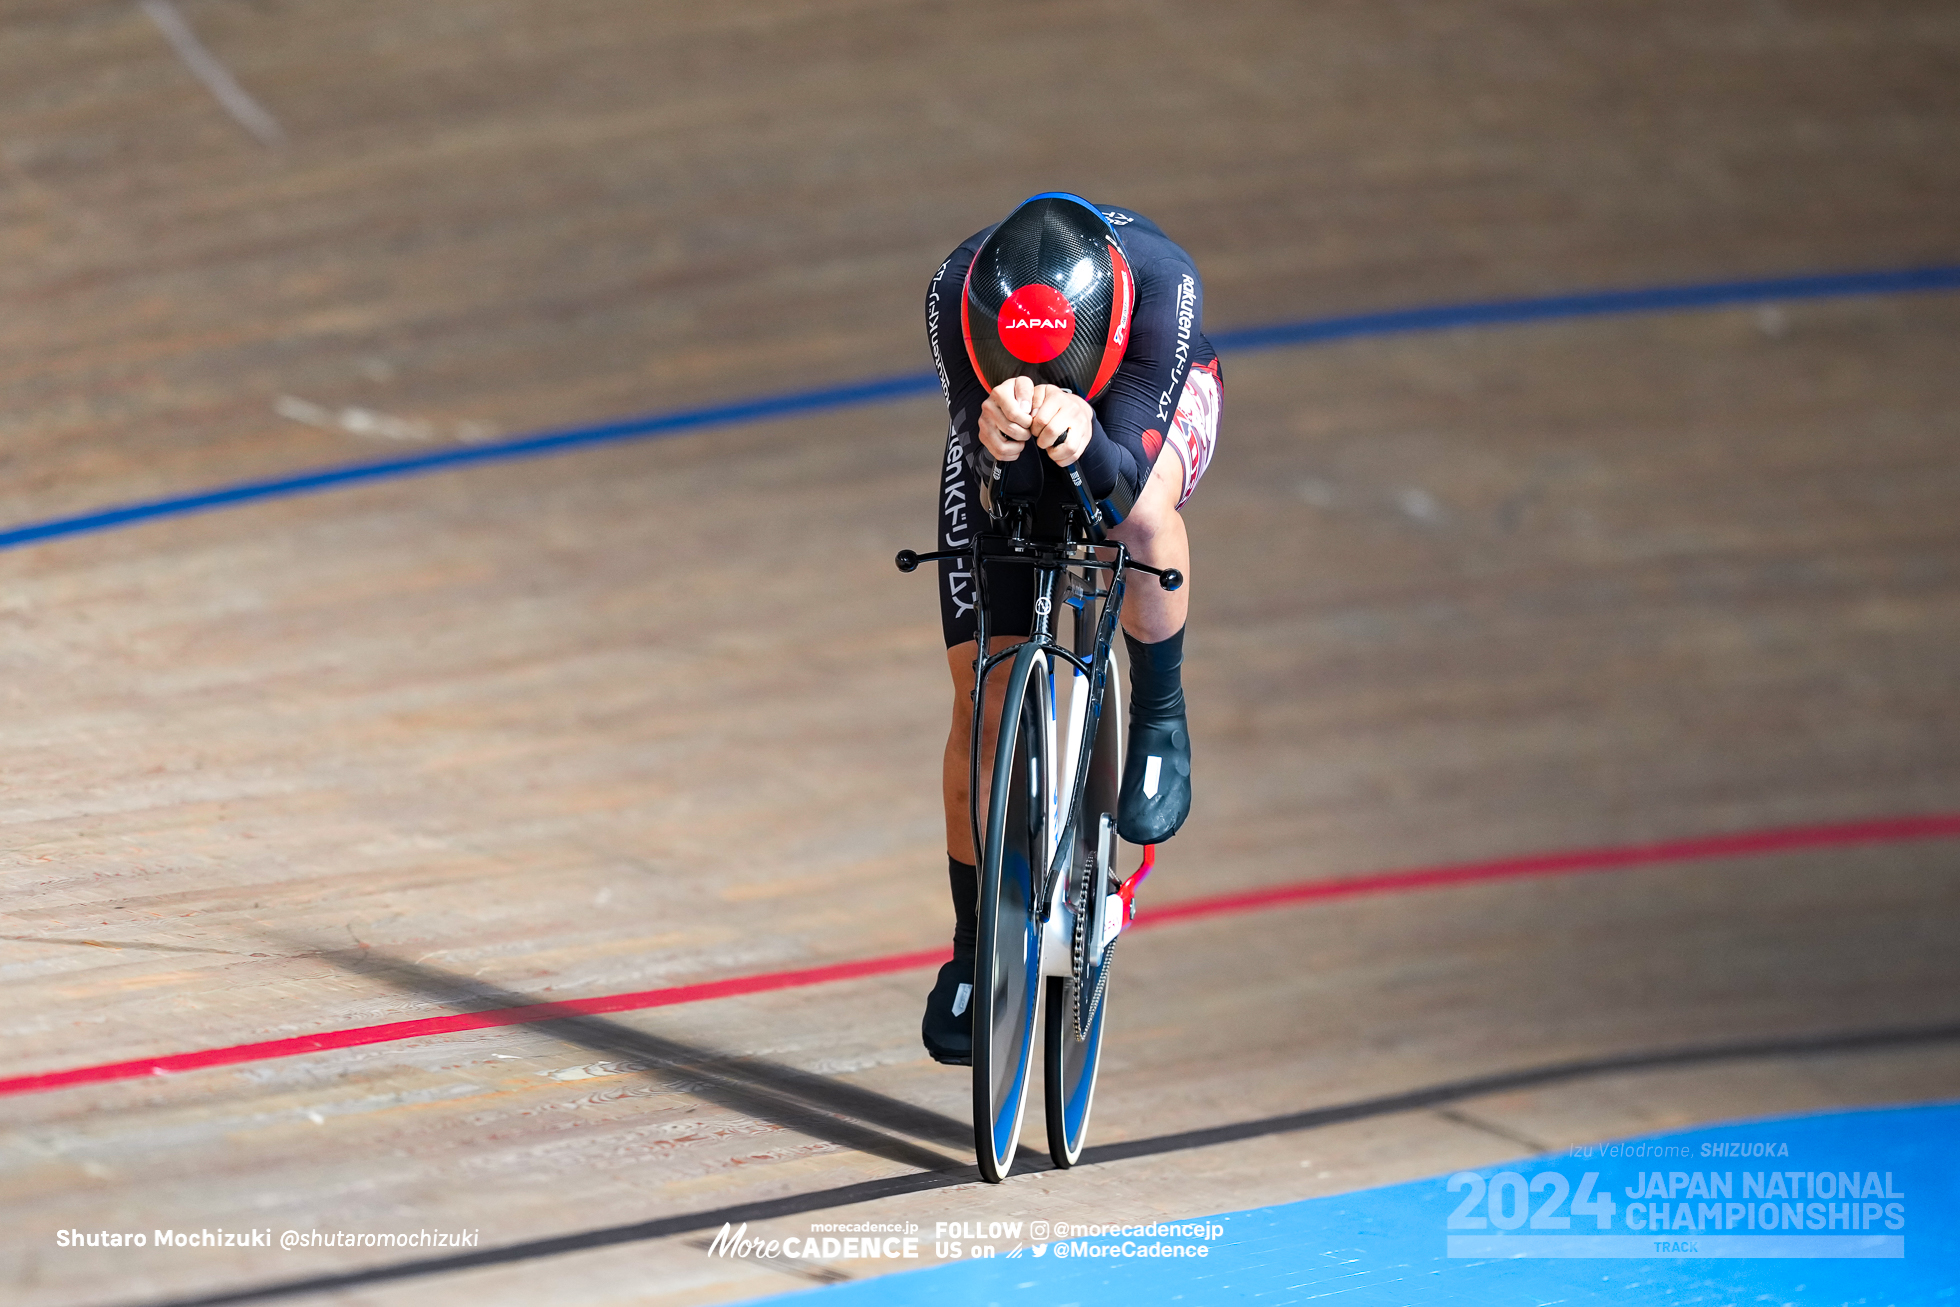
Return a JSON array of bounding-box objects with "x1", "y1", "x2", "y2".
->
[{"x1": 3, "y1": 3, "x2": 1957, "y2": 1303}]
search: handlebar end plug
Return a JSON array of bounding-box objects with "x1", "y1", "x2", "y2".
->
[
  {"x1": 1160, "y1": 568, "x2": 1184, "y2": 592},
  {"x1": 895, "y1": 550, "x2": 920, "y2": 573}
]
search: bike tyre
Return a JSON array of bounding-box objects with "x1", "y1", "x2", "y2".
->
[
  {"x1": 1046, "y1": 649, "x2": 1121, "y2": 1167},
  {"x1": 973, "y1": 645, "x2": 1048, "y2": 1184}
]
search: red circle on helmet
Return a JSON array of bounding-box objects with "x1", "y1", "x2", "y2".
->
[{"x1": 997, "y1": 284, "x2": 1077, "y2": 363}]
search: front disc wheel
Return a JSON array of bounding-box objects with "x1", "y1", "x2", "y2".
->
[{"x1": 973, "y1": 651, "x2": 1047, "y2": 1183}]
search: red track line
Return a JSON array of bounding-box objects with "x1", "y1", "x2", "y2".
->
[
  {"x1": 0, "y1": 949, "x2": 953, "y2": 1099},
  {"x1": 5, "y1": 813, "x2": 1956, "y2": 1100},
  {"x1": 1136, "y1": 813, "x2": 1960, "y2": 927}
]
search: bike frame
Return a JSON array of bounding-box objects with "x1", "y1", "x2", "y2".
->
[
  {"x1": 898, "y1": 463, "x2": 1179, "y2": 1179},
  {"x1": 971, "y1": 526, "x2": 1123, "y2": 914},
  {"x1": 903, "y1": 493, "x2": 1172, "y2": 942}
]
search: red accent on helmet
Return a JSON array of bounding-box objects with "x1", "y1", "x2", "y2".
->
[
  {"x1": 962, "y1": 194, "x2": 1131, "y2": 396},
  {"x1": 1085, "y1": 238, "x2": 1134, "y2": 400},
  {"x1": 961, "y1": 258, "x2": 985, "y2": 388},
  {"x1": 997, "y1": 284, "x2": 1076, "y2": 363}
]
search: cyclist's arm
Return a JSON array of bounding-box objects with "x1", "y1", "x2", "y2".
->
[
  {"x1": 1077, "y1": 255, "x2": 1208, "y2": 503},
  {"x1": 926, "y1": 239, "x2": 1044, "y2": 501}
]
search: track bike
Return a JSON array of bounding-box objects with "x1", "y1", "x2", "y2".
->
[{"x1": 897, "y1": 460, "x2": 1179, "y2": 1182}]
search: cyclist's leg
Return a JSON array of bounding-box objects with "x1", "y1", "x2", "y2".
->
[
  {"x1": 925, "y1": 635, "x2": 1028, "y2": 1065},
  {"x1": 928, "y1": 422, "x2": 1036, "y2": 1061},
  {"x1": 943, "y1": 636, "x2": 1027, "y2": 862},
  {"x1": 935, "y1": 410, "x2": 1040, "y2": 857},
  {"x1": 1105, "y1": 361, "x2": 1219, "y2": 844},
  {"x1": 1104, "y1": 455, "x2": 1190, "y2": 642}
]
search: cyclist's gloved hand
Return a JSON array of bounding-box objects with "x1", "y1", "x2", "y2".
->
[
  {"x1": 1027, "y1": 385, "x2": 1094, "y2": 467},
  {"x1": 979, "y1": 376, "x2": 1036, "y2": 462}
]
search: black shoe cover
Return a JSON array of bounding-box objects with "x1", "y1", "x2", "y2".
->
[
  {"x1": 921, "y1": 955, "x2": 974, "y2": 1065},
  {"x1": 1118, "y1": 711, "x2": 1192, "y2": 844}
]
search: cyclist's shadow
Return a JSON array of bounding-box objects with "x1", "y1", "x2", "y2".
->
[{"x1": 280, "y1": 942, "x2": 972, "y2": 1174}]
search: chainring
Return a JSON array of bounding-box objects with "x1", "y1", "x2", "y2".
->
[{"x1": 1067, "y1": 814, "x2": 1117, "y2": 1040}]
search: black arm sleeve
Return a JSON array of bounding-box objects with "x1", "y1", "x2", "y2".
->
[
  {"x1": 1084, "y1": 254, "x2": 1207, "y2": 501},
  {"x1": 926, "y1": 233, "x2": 1044, "y2": 503}
]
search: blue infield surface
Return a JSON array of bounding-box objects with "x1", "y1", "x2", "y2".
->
[{"x1": 745, "y1": 1100, "x2": 1960, "y2": 1306}]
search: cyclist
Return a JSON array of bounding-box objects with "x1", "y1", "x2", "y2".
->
[{"x1": 921, "y1": 193, "x2": 1220, "y2": 1064}]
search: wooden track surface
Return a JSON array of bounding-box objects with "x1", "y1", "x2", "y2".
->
[{"x1": 3, "y1": 3, "x2": 1958, "y2": 1304}]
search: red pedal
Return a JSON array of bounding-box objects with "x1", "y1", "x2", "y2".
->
[{"x1": 1117, "y1": 844, "x2": 1156, "y2": 931}]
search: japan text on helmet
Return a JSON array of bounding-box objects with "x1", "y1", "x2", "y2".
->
[{"x1": 962, "y1": 193, "x2": 1134, "y2": 402}]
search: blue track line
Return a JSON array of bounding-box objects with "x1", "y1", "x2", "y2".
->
[{"x1": 5, "y1": 263, "x2": 1957, "y2": 555}]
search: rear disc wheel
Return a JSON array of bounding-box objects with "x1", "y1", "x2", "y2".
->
[{"x1": 1046, "y1": 652, "x2": 1121, "y2": 1168}]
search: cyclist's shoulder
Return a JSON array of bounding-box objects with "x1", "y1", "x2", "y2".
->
[
  {"x1": 935, "y1": 224, "x2": 997, "y2": 275},
  {"x1": 1092, "y1": 202, "x2": 1157, "y2": 238},
  {"x1": 1094, "y1": 204, "x2": 1198, "y2": 274}
]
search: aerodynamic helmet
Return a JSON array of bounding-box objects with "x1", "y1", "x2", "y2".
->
[{"x1": 962, "y1": 193, "x2": 1134, "y2": 402}]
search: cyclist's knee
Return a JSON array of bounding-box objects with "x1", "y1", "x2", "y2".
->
[
  {"x1": 946, "y1": 637, "x2": 1021, "y2": 734},
  {"x1": 1110, "y1": 495, "x2": 1181, "y2": 556},
  {"x1": 1116, "y1": 456, "x2": 1184, "y2": 530},
  {"x1": 945, "y1": 639, "x2": 991, "y2": 727},
  {"x1": 946, "y1": 640, "x2": 980, "y2": 683}
]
